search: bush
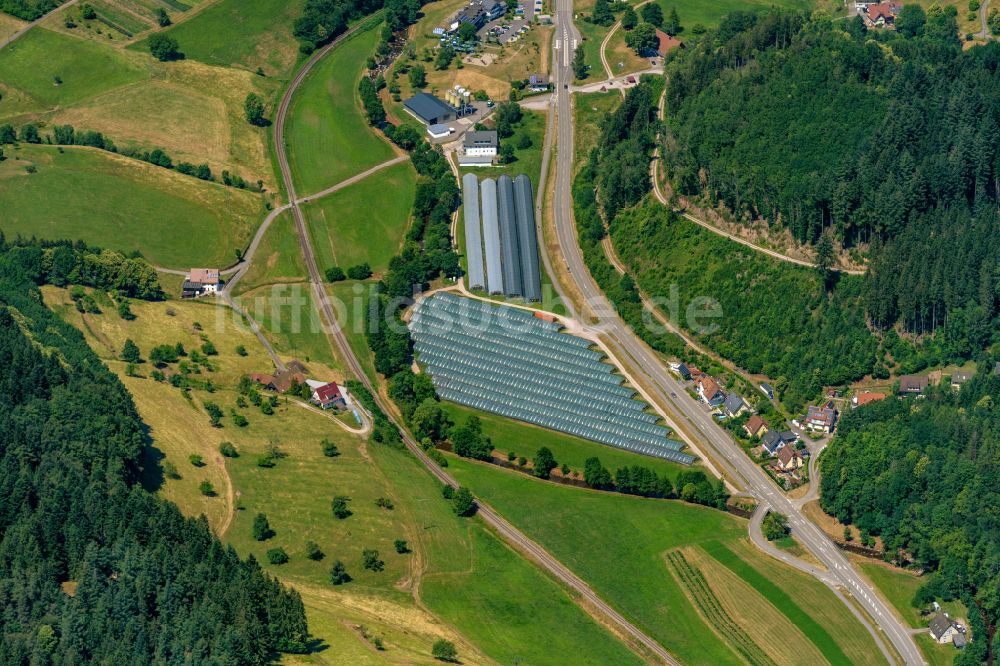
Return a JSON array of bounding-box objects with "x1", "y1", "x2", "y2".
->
[
  {"x1": 244, "y1": 93, "x2": 267, "y2": 126},
  {"x1": 199, "y1": 480, "x2": 215, "y2": 496},
  {"x1": 330, "y1": 560, "x2": 351, "y2": 585},
  {"x1": 346, "y1": 263, "x2": 373, "y2": 280},
  {"x1": 325, "y1": 266, "x2": 346, "y2": 282},
  {"x1": 375, "y1": 496, "x2": 394, "y2": 510},
  {"x1": 236, "y1": 344, "x2": 248, "y2": 356},
  {"x1": 189, "y1": 454, "x2": 204, "y2": 467},
  {"x1": 432, "y1": 639, "x2": 458, "y2": 662},
  {"x1": 219, "y1": 442, "x2": 238, "y2": 458},
  {"x1": 452, "y1": 486, "x2": 476, "y2": 517},
  {"x1": 362, "y1": 548, "x2": 384, "y2": 572},
  {"x1": 148, "y1": 33, "x2": 180, "y2": 61},
  {"x1": 201, "y1": 341, "x2": 218, "y2": 356},
  {"x1": 267, "y1": 547, "x2": 289, "y2": 565},
  {"x1": 121, "y1": 338, "x2": 141, "y2": 363},
  {"x1": 394, "y1": 539, "x2": 409, "y2": 554},
  {"x1": 321, "y1": 439, "x2": 340, "y2": 457},
  {"x1": 762, "y1": 511, "x2": 789, "y2": 541},
  {"x1": 332, "y1": 495, "x2": 352, "y2": 519},
  {"x1": 441, "y1": 484, "x2": 455, "y2": 500},
  {"x1": 305, "y1": 540, "x2": 325, "y2": 561},
  {"x1": 252, "y1": 513, "x2": 272, "y2": 541}
]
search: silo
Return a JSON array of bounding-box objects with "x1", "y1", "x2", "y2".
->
[
  {"x1": 497, "y1": 175, "x2": 522, "y2": 298},
  {"x1": 514, "y1": 174, "x2": 541, "y2": 301},
  {"x1": 480, "y1": 178, "x2": 504, "y2": 294},
  {"x1": 462, "y1": 174, "x2": 486, "y2": 290}
]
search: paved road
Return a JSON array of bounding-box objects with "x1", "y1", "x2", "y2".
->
[
  {"x1": 548, "y1": 0, "x2": 921, "y2": 661},
  {"x1": 0, "y1": 0, "x2": 80, "y2": 50},
  {"x1": 272, "y1": 19, "x2": 678, "y2": 666}
]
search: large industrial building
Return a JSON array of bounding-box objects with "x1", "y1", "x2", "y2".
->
[
  {"x1": 410, "y1": 293, "x2": 696, "y2": 464},
  {"x1": 462, "y1": 174, "x2": 542, "y2": 300}
]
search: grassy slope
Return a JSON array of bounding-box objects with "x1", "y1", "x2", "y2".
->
[
  {"x1": 446, "y1": 454, "x2": 885, "y2": 665},
  {"x1": 234, "y1": 209, "x2": 308, "y2": 294},
  {"x1": 137, "y1": 0, "x2": 306, "y2": 77},
  {"x1": 656, "y1": 0, "x2": 813, "y2": 29},
  {"x1": 0, "y1": 27, "x2": 146, "y2": 112},
  {"x1": 440, "y1": 400, "x2": 689, "y2": 482},
  {"x1": 285, "y1": 22, "x2": 396, "y2": 195},
  {"x1": 326, "y1": 281, "x2": 379, "y2": 384},
  {"x1": 0, "y1": 144, "x2": 262, "y2": 268},
  {"x1": 302, "y1": 161, "x2": 416, "y2": 274}
]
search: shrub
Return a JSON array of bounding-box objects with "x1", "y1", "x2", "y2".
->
[
  {"x1": 332, "y1": 495, "x2": 352, "y2": 519},
  {"x1": 219, "y1": 442, "x2": 238, "y2": 458},
  {"x1": 236, "y1": 344, "x2": 248, "y2": 356},
  {"x1": 189, "y1": 454, "x2": 204, "y2": 467},
  {"x1": 375, "y1": 496, "x2": 394, "y2": 510},
  {"x1": 362, "y1": 549, "x2": 384, "y2": 572},
  {"x1": 432, "y1": 639, "x2": 457, "y2": 662},
  {"x1": 452, "y1": 487, "x2": 476, "y2": 517},
  {"x1": 441, "y1": 485, "x2": 454, "y2": 500},
  {"x1": 394, "y1": 539, "x2": 409, "y2": 554},
  {"x1": 325, "y1": 266, "x2": 346, "y2": 282},
  {"x1": 330, "y1": 560, "x2": 351, "y2": 585},
  {"x1": 267, "y1": 547, "x2": 289, "y2": 565},
  {"x1": 199, "y1": 480, "x2": 215, "y2": 496},
  {"x1": 252, "y1": 513, "x2": 272, "y2": 541},
  {"x1": 201, "y1": 341, "x2": 218, "y2": 356},
  {"x1": 321, "y1": 439, "x2": 340, "y2": 457},
  {"x1": 305, "y1": 541, "x2": 325, "y2": 561},
  {"x1": 121, "y1": 339, "x2": 141, "y2": 363},
  {"x1": 346, "y1": 263, "x2": 373, "y2": 280},
  {"x1": 148, "y1": 33, "x2": 180, "y2": 61}
]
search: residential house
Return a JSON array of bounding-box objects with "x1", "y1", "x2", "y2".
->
[
  {"x1": 865, "y1": 2, "x2": 900, "y2": 27},
  {"x1": 951, "y1": 371, "x2": 973, "y2": 390},
  {"x1": 762, "y1": 430, "x2": 796, "y2": 456},
  {"x1": 404, "y1": 93, "x2": 458, "y2": 125},
  {"x1": 654, "y1": 29, "x2": 684, "y2": 57},
  {"x1": 898, "y1": 374, "x2": 929, "y2": 396},
  {"x1": 804, "y1": 401, "x2": 838, "y2": 433},
  {"x1": 250, "y1": 369, "x2": 306, "y2": 394},
  {"x1": 311, "y1": 382, "x2": 346, "y2": 410},
  {"x1": 670, "y1": 362, "x2": 690, "y2": 380},
  {"x1": 953, "y1": 632, "x2": 967, "y2": 649},
  {"x1": 852, "y1": 391, "x2": 886, "y2": 408},
  {"x1": 723, "y1": 393, "x2": 749, "y2": 418},
  {"x1": 688, "y1": 365, "x2": 705, "y2": 381},
  {"x1": 759, "y1": 382, "x2": 775, "y2": 400},
  {"x1": 929, "y1": 614, "x2": 961, "y2": 644},
  {"x1": 463, "y1": 130, "x2": 499, "y2": 157},
  {"x1": 744, "y1": 414, "x2": 769, "y2": 438},
  {"x1": 776, "y1": 446, "x2": 804, "y2": 471},
  {"x1": 182, "y1": 268, "x2": 221, "y2": 298},
  {"x1": 697, "y1": 376, "x2": 726, "y2": 408}
]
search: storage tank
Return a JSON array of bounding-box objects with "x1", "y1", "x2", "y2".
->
[
  {"x1": 497, "y1": 175, "x2": 522, "y2": 298},
  {"x1": 514, "y1": 174, "x2": 541, "y2": 301},
  {"x1": 480, "y1": 179, "x2": 504, "y2": 294},
  {"x1": 462, "y1": 174, "x2": 486, "y2": 290}
]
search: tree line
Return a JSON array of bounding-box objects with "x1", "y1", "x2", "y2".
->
[
  {"x1": 0, "y1": 245, "x2": 309, "y2": 663},
  {"x1": 821, "y1": 367, "x2": 1000, "y2": 663}
]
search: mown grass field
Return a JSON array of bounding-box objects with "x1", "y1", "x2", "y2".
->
[
  {"x1": 603, "y1": 27, "x2": 650, "y2": 77},
  {"x1": 575, "y1": 20, "x2": 609, "y2": 82},
  {"x1": 444, "y1": 453, "x2": 885, "y2": 665},
  {"x1": 235, "y1": 209, "x2": 307, "y2": 294},
  {"x1": 440, "y1": 400, "x2": 690, "y2": 482},
  {"x1": 302, "y1": 161, "x2": 416, "y2": 274},
  {"x1": 0, "y1": 27, "x2": 146, "y2": 113},
  {"x1": 326, "y1": 281, "x2": 379, "y2": 384},
  {"x1": 574, "y1": 91, "x2": 621, "y2": 168},
  {"x1": 0, "y1": 12, "x2": 26, "y2": 43},
  {"x1": 858, "y1": 561, "x2": 967, "y2": 630},
  {"x1": 0, "y1": 145, "x2": 262, "y2": 268},
  {"x1": 136, "y1": 0, "x2": 306, "y2": 77},
  {"x1": 285, "y1": 21, "x2": 397, "y2": 195}
]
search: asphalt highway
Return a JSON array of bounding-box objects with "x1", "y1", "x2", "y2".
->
[{"x1": 546, "y1": 0, "x2": 922, "y2": 661}]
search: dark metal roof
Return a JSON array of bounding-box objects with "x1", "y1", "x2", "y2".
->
[
  {"x1": 513, "y1": 174, "x2": 541, "y2": 301},
  {"x1": 497, "y1": 175, "x2": 522, "y2": 297},
  {"x1": 403, "y1": 93, "x2": 456, "y2": 123}
]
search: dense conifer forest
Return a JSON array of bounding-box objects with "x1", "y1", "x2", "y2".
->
[
  {"x1": 821, "y1": 372, "x2": 1000, "y2": 663},
  {"x1": 0, "y1": 238, "x2": 309, "y2": 663},
  {"x1": 664, "y1": 8, "x2": 1000, "y2": 345}
]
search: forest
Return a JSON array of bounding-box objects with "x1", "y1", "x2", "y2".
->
[
  {"x1": 821, "y1": 370, "x2": 1000, "y2": 663},
  {"x1": 0, "y1": 239, "x2": 309, "y2": 662},
  {"x1": 664, "y1": 8, "x2": 1000, "y2": 345}
]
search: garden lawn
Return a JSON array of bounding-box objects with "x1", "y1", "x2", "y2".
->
[
  {"x1": 0, "y1": 145, "x2": 262, "y2": 268},
  {"x1": 858, "y1": 562, "x2": 967, "y2": 629},
  {"x1": 460, "y1": 109, "x2": 547, "y2": 184},
  {"x1": 141, "y1": 0, "x2": 306, "y2": 77},
  {"x1": 603, "y1": 26, "x2": 649, "y2": 78},
  {"x1": 575, "y1": 20, "x2": 609, "y2": 82},
  {"x1": 284, "y1": 20, "x2": 396, "y2": 195},
  {"x1": 302, "y1": 160, "x2": 416, "y2": 274},
  {"x1": 0, "y1": 26, "x2": 147, "y2": 113},
  {"x1": 445, "y1": 455, "x2": 885, "y2": 665},
  {"x1": 440, "y1": 400, "x2": 690, "y2": 483}
]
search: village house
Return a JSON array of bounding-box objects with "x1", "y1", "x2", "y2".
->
[
  {"x1": 762, "y1": 430, "x2": 797, "y2": 456},
  {"x1": 250, "y1": 362, "x2": 309, "y2": 394},
  {"x1": 929, "y1": 613, "x2": 963, "y2": 645},
  {"x1": 864, "y1": 2, "x2": 900, "y2": 27},
  {"x1": 898, "y1": 374, "x2": 929, "y2": 396},
  {"x1": 852, "y1": 391, "x2": 886, "y2": 408},
  {"x1": 311, "y1": 381, "x2": 346, "y2": 410},
  {"x1": 776, "y1": 445, "x2": 805, "y2": 471},
  {"x1": 654, "y1": 29, "x2": 684, "y2": 57},
  {"x1": 723, "y1": 393, "x2": 749, "y2": 418},
  {"x1": 527, "y1": 73, "x2": 550, "y2": 92},
  {"x1": 744, "y1": 414, "x2": 769, "y2": 438},
  {"x1": 951, "y1": 371, "x2": 973, "y2": 390},
  {"x1": 182, "y1": 268, "x2": 222, "y2": 298},
  {"x1": 804, "y1": 401, "x2": 838, "y2": 433},
  {"x1": 697, "y1": 376, "x2": 726, "y2": 408}
]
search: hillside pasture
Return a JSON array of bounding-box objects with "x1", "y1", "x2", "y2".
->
[
  {"x1": 0, "y1": 145, "x2": 262, "y2": 268},
  {"x1": 302, "y1": 161, "x2": 416, "y2": 275},
  {"x1": 284, "y1": 22, "x2": 396, "y2": 195},
  {"x1": 234, "y1": 210, "x2": 308, "y2": 294}
]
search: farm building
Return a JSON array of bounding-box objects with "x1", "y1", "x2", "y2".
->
[
  {"x1": 410, "y1": 293, "x2": 695, "y2": 464},
  {"x1": 497, "y1": 175, "x2": 523, "y2": 298},
  {"x1": 464, "y1": 130, "x2": 498, "y2": 157},
  {"x1": 480, "y1": 178, "x2": 505, "y2": 294},
  {"x1": 403, "y1": 93, "x2": 458, "y2": 125},
  {"x1": 462, "y1": 174, "x2": 486, "y2": 290},
  {"x1": 182, "y1": 268, "x2": 221, "y2": 298},
  {"x1": 513, "y1": 174, "x2": 541, "y2": 301}
]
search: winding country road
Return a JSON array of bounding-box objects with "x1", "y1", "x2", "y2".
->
[
  {"x1": 269, "y1": 18, "x2": 679, "y2": 666},
  {"x1": 546, "y1": 0, "x2": 921, "y2": 661}
]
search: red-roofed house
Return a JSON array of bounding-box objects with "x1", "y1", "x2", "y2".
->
[
  {"x1": 864, "y1": 2, "x2": 900, "y2": 27},
  {"x1": 312, "y1": 382, "x2": 345, "y2": 410},
  {"x1": 655, "y1": 29, "x2": 684, "y2": 57},
  {"x1": 697, "y1": 376, "x2": 726, "y2": 408},
  {"x1": 744, "y1": 414, "x2": 769, "y2": 438},
  {"x1": 804, "y1": 401, "x2": 838, "y2": 433},
  {"x1": 852, "y1": 391, "x2": 886, "y2": 408},
  {"x1": 776, "y1": 446, "x2": 804, "y2": 471},
  {"x1": 183, "y1": 268, "x2": 222, "y2": 298}
]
